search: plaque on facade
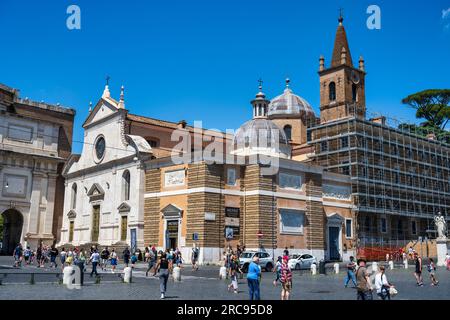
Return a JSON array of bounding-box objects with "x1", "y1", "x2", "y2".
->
[
  {"x1": 279, "y1": 173, "x2": 302, "y2": 190},
  {"x1": 164, "y1": 169, "x2": 185, "y2": 187},
  {"x1": 225, "y1": 217, "x2": 239, "y2": 227},
  {"x1": 204, "y1": 212, "x2": 216, "y2": 221},
  {"x1": 225, "y1": 207, "x2": 240, "y2": 218},
  {"x1": 322, "y1": 184, "x2": 351, "y2": 200},
  {"x1": 2, "y1": 174, "x2": 27, "y2": 198}
]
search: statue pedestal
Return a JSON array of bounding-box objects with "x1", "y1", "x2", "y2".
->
[{"x1": 436, "y1": 239, "x2": 448, "y2": 267}]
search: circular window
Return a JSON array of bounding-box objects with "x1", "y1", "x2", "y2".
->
[{"x1": 94, "y1": 136, "x2": 106, "y2": 162}]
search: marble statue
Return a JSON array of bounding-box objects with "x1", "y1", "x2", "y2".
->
[{"x1": 434, "y1": 212, "x2": 447, "y2": 240}]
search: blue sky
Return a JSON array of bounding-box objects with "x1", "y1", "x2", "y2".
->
[{"x1": 1, "y1": 0, "x2": 449, "y2": 153}]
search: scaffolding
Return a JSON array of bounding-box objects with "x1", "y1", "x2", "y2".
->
[{"x1": 306, "y1": 107, "x2": 450, "y2": 245}]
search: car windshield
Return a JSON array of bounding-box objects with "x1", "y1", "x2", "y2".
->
[{"x1": 240, "y1": 252, "x2": 254, "y2": 258}]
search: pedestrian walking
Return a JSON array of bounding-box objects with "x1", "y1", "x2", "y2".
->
[
  {"x1": 227, "y1": 254, "x2": 240, "y2": 294},
  {"x1": 123, "y1": 247, "x2": 131, "y2": 268},
  {"x1": 355, "y1": 258, "x2": 373, "y2": 300},
  {"x1": 110, "y1": 248, "x2": 118, "y2": 273},
  {"x1": 24, "y1": 246, "x2": 32, "y2": 265},
  {"x1": 272, "y1": 256, "x2": 282, "y2": 286},
  {"x1": 344, "y1": 256, "x2": 357, "y2": 288},
  {"x1": 154, "y1": 253, "x2": 169, "y2": 299},
  {"x1": 175, "y1": 250, "x2": 183, "y2": 267},
  {"x1": 145, "y1": 248, "x2": 156, "y2": 277},
  {"x1": 167, "y1": 249, "x2": 174, "y2": 272},
  {"x1": 280, "y1": 256, "x2": 293, "y2": 300},
  {"x1": 100, "y1": 247, "x2": 110, "y2": 271},
  {"x1": 427, "y1": 258, "x2": 439, "y2": 286},
  {"x1": 89, "y1": 250, "x2": 100, "y2": 277},
  {"x1": 131, "y1": 252, "x2": 138, "y2": 268},
  {"x1": 60, "y1": 247, "x2": 67, "y2": 270},
  {"x1": 375, "y1": 266, "x2": 393, "y2": 300},
  {"x1": 49, "y1": 246, "x2": 59, "y2": 268},
  {"x1": 191, "y1": 244, "x2": 199, "y2": 271},
  {"x1": 247, "y1": 256, "x2": 261, "y2": 300},
  {"x1": 36, "y1": 245, "x2": 42, "y2": 267},
  {"x1": 414, "y1": 253, "x2": 423, "y2": 286},
  {"x1": 13, "y1": 243, "x2": 23, "y2": 268}
]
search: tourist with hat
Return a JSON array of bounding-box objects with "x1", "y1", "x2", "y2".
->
[{"x1": 355, "y1": 257, "x2": 373, "y2": 300}]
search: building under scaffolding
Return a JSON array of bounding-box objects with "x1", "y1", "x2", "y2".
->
[
  {"x1": 304, "y1": 16, "x2": 449, "y2": 257},
  {"x1": 307, "y1": 112, "x2": 450, "y2": 244}
]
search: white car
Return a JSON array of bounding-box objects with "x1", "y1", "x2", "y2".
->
[
  {"x1": 239, "y1": 250, "x2": 274, "y2": 272},
  {"x1": 288, "y1": 254, "x2": 317, "y2": 270}
]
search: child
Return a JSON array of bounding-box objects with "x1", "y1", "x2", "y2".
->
[
  {"x1": 273, "y1": 256, "x2": 282, "y2": 286},
  {"x1": 427, "y1": 258, "x2": 439, "y2": 286}
]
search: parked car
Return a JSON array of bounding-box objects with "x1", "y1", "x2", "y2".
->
[
  {"x1": 288, "y1": 253, "x2": 317, "y2": 270},
  {"x1": 239, "y1": 250, "x2": 273, "y2": 272}
]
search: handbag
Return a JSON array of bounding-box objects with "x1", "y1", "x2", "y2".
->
[{"x1": 389, "y1": 287, "x2": 398, "y2": 296}]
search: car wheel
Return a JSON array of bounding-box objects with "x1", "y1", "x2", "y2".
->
[
  {"x1": 295, "y1": 263, "x2": 301, "y2": 270},
  {"x1": 265, "y1": 262, "x2": 273, "y2": 272},
  {"x1": 242, "y1": 264, "x2": 249, "y2": 273}
]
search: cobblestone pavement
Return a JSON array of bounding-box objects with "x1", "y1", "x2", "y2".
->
[{"x1": 1, "y1": 257, "x2": 449, "y2": 300}]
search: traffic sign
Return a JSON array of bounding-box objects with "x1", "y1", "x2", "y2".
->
[{"x1": 257, "y1": 231, "x2": 263, "y2": 238}]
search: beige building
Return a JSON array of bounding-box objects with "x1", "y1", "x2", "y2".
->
[{"x1": 0, "y1": 83, "x2": 75, "y2": 254}]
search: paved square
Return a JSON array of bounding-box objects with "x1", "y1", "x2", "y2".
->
[{"x1": 0, "y1": 257, "x2": 448, "y2": 300}]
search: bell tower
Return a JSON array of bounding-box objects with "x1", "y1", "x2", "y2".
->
[{"x1": 319, "y1": 14, "x2": 366, "y2": 123}]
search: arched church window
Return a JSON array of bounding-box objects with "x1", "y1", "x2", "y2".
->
[
  {"x1": 71, "y1": 183, "x2": 77, "y2": 209},
  {"x1": 329, "y1": 82, "x2": 336, "y2": 101},
  {"x1": 352, "y1": 84, "x2": 357, "y2": 102},
  {"x1": 284, "y1": 125, "x2": 292, "y2": 141},
  {"x1": 122, "y1": 170, "x2": 130, "y2": 201}
]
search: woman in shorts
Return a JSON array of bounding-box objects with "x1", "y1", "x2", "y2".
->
[
  {"x1": 427, "y1": 258, "x2": 439, "y2": 286},
  {"x1": 280, "y1": 256, "x2": 292, "y2": 300}
]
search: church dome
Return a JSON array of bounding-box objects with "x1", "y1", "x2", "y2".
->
[
  {"x1": 232, "y1": 118, "x2": 291, "y2": 158},
  {"x1": 268, "y1": 79, "x2": 315, "y2": 119}
]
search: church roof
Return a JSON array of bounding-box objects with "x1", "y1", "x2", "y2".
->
[{"x1": 331, "y1": 17, "x2": 353, "y2": 68}]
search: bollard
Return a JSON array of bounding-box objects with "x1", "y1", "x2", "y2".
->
[
  {"x1": 124, "y1": 267, "x2": 132, "y2": 283},
  {"x1": 63, "y1": 266, "x2": 74, "y2": 285},
  {"x1": 219, "y1": 266, "x2": 227, "y2": 280},
  {"x1": 389, "y1": 260, "x2": 394, "y2": 270},
  {"x1": 173, "y1": 266, "x2": 181, "y2": 281},
  {"x1": 372, "y1": 261, "x2": 378, "y2": 273},
  {"x1": 403, "y1": 259, "x2": 408, "y2": 269},
  {"x1": 333, "y1": 263, "x2": 339, "y2": 274},
  {"x1": 311, "y1": 263, "x2": 317, "y2": 275}
]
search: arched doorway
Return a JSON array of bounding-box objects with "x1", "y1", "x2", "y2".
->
[{"x1": 0, "y1": 209, "x2": 23, "y2": 255}]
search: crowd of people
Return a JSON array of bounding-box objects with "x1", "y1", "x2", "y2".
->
[{"x1": 10, "y1": 241, "x2": 448, "y2": 300}]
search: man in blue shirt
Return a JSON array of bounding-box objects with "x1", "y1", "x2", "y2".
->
[{"x1": 247, "y1": 256, "x2": 261, "y2": 300}]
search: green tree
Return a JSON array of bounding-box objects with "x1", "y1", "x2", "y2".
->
[{"x1": 401, "y1": 89, "x2": 450, "y2": 130}]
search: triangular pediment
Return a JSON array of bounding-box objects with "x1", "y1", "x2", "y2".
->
[
  {"x1": 87, "y1": 183, "x2": 105, "y2": 197},
  {"x1": 117, "y1": 202, "x2": 131, "y2": 212},
  {"x1": 82, "y1": 97, "x2": 119, "y2": 128},
  {"x1": 161, "y1": 204, "x2": 183, "y2": 218},
  {"x1": 327, "y1": 212, "x2": 345, "y2": 223}
]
